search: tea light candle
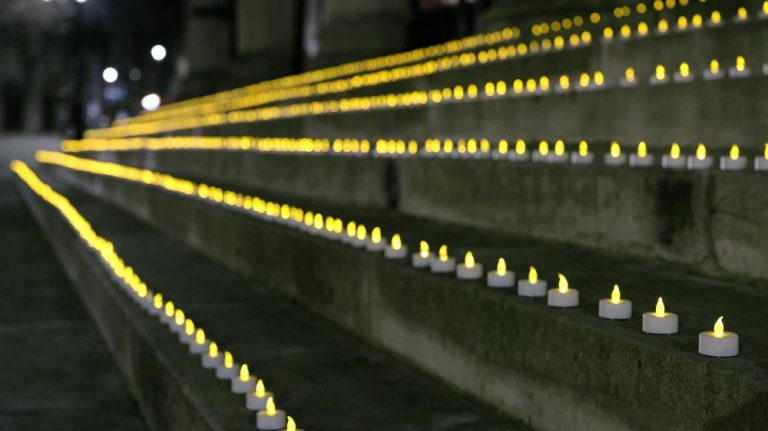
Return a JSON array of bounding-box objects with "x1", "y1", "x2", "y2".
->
[
  {"x1": 570, "y1": 141, "x2": 594, "y2": 165},
  {"x1": 755, "y1": 144, "x2": 768, "y2": 171},
  {"x1": 532, "y1": 141, "x2": 550, "y2": 163},
  {"x1": 508, "y1": 139, "x2": 529, "y2": 162},
  {"x1": 698, "y1": 316, "x2": 739, "y2": 357},
  {"x1": 365, "y1": 227, "x2": 385, "y2": 251},
  {"x1": 642, "y1": 298, "x2": 678, "y2": 334},
  {"x1": 604, "y1": 142, "x2": 627, "y2": 166},
  {"x1": 517, "y1": 266, "x2": 547, "y2": 297},
  {"x1": 171, "y1": 309, "x2": 185, "y2": 333},
  {"x1": 351, "y1": 225, "x2": 367, "y2": 248},
  {"x1": 598, "y1": 285, "x2": 632, "y2": 320},
  {"x1": 649, "y1": 64, "x2": 669, "y2": 85},
  {"x1": 179, "y1": 318, "x2": 196, "y2": 344},
  {"x1": 216, "y1": 351, "x2": 239, "y2": 379},
  {"x1": 150, "y1": 293, "x2": 164, "y2": 316},
  {"x1": 257, "y1": 397, "x2": 287, "y2": 430},
  {"x1": 629, "y1": 141, "x2": 654, "y2": 167},
  {"x1": 672, "y1": 62, "x2": 693, "y2": 83},
  {"x1": 411, "y1": 241, "x2": 433, "y2": 268},
  {"x1": 232, "y1": 364, "x2": 257, "y2": 394},
  {"x1": 487, "y1": 258, "x2": 515, "y2": 288},
  {"x1": 548, "y1": 140, "x2": 568, "y2": 164},
  {"x1": 430, "y1": 245, "x2": 456, "y2": 273},
  {"x1": 661, "y1": 143, "x2": 686, "y2": 169},
  {"x1": 281, "y1": 417, "x2": 304, "y2": 431},
  {"x1": 384, "y1": 234, "x2": 408, "y2": 259},
  {"x1": 703, "y1": 59, "x2": 724, "y2": 80},
  {"x1": 547, "y1": 273, "x2": 579, "y2": 307},
  {"x1": 202, "y1": 341, "x2": 223, "y2": 368},
  {"x1": 619, "y1": 67, "x2": 638, "y2": 88},
  {"x1": 342, "y1": 221, "x2": 356, "y2": 244},
  {"x1": 728, "y1": 55, "x2": 750, "y2": 78},
  {"x1": 456, "y1": 251, "x2": 483, "y2": 280},
  {"x1": 246, "y1": 379, "x2": 274, "y2": 411},
  {"x1": 161, "y1": 301, "x2": 175, "y2": 324},
  {"x1": 189, "y1": 328, "x2": 209, "y2": 354},
  {"x1": 720, "y1": 144, "x2": 747, "y2": 170},
  {"x1": 687, "y1": 143, "x2": 713, "y2": 170}
]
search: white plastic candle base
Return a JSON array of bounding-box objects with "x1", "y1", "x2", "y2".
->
[
  {"x1": 687, "y1": 156, "x2": 714, "y2": 170},
  {"x1": 148, "y1": 306, "x2": 163, "y2": 316},
  {"x1": 365, "y1": 240, "x2": 386, "y2": 252},
  {"x1": 170, "y1": 323, "x2": 184, "y2": 334},
  {"x1": 508, "y1": 152, "x2": 530, "y2": 162},
  {"x1": 517, "y1": 280, "x2": 547, "y2": 297},
  {"x1": 189, "y1": 340, "x2": 209, "y2": 354},
  {"x1": 411, "y1": 253, "x2": 433, "y2": 268},
  {"x1": 384, "y1": 245, "x2": 408, "y2": 259},
  {"x1": 702, "y1": 69, "x2": 724, "y2": 80},
  {"x1": 257, "y1": 410, "x2": 287, "y2": 430},
  {"x1": 720, "y1": 157, "x2": 747, "y2": 171},
  {"x1": 698, "y1": 332, "x2": 739, "y2": 357},
  {"x1": 569, "y1": 153, "x2": 594, "y2": 165},
  {"x1": 487, "y1": 271, "x2": 515, "y2": 288},
  {"x1": 755, "y1": 158, "x2": 768, "y2": 171},
  {"x1": 547, "y1": 154, "x2": 568, "y2": 164},
  {"x1": 604, "y1": 154, "x2": 627, "y2": 166},
  {"x1": 351, "y1": 238, "x2": 366, "y2": 248},
  {"x1": 246, "y1": 392, "x2": 274, "y2": 411},
  {"x1": 642, "y1": 312, "x2": 679, "y2": 334},
  {"x1": 619, "y1": 78, "x2": 638, "y2": 88},
  {"x1": 727, "y1": 67, "x2": 750, "y2": 79},
  {"x1": 629, "y1": 154, "x2": 654, "y2": 167},
  {"x1": 672, "y1": 72, "x2": 693, "y2": 83},
  {"x1": 216, "y1": 364, "x2": 239, "y2": 379},
  {"x1": 202, "y1": 354, "x2": 223, "y2": 369},
  {"x1": 430, "y1": 258, "x2": 456, "y2": 273},
  {"x1": 598, "y1": 299, "x2": 632, "y2": 320},
  {"x1": 456, "y1": 264, "x2": 483, "y2": 280},
  {"x1": 661, "y1": 155, "x2": 686, "y2": 169},
  {"x1": 231, "y1": 376, "x2": 257, "y2": 394},
  {"x1": 531, "y1": 152, "x2": 549, "y2": 163},
  {"x1": 178, "y1": 331, "x2": 194, "y2": 344},
  {"x1": 649, "y1": 76, "x2": 670, "y2": 86},
  {"x1": 547, "y1": 289, "x2": 580, "y2": 308}
]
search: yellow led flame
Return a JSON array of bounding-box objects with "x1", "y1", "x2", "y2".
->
[
  {"x1": 420, "y1": 241, "x2": 429, "y2": 258},
  {"x1": 195, "y1": 328, "x2": 205, "y2": 345},
  {"x1": 185, "y1": 319, "x2": 195, "y2": 336},
  {"x1": 356, "y1": 225, "x2": 366, "y2": 241},
  {"x1": 710, "y1": 59, "x2": 719, "y2": 74},
  {"x1": 559, "y1": 75, "x2": 570, "y2": 90},
  {"x1": 515, "y1": 139, "x2": 526, "y2": 155},
  {"x1": 695, "y1": 143, "x2": 707, "y2": 160},
  {"x1": 603, "y1": 27, "x2": 613, "y2": 39},
  {"x1": 174, "y1": 309, "x2": 185, "y2": 326},
  {"x1": 255, "y1": 379, "x2": 266, "y2": 397},
  {"x1": 713, "y1": 316, "x2": 725, "y2": 338},
  {"x1": 498, "y1": 140, "x2": 508, "y2": 154},
  {"x1": 371, "y1": 227, "x2": 381, "y2": 244},
  {"x1": 764, "y1": 143, "x2": 768, "y2": 160},
  {"x1": 578, "y1": 141, "x2": 588, "y2": 157},
  {"x1": 610, "y1": 141, "x2": 621, "y2": 158},
  {"x1": 153, "y1": 293, "x2": 163, "y2": 309},
  {"x1": 554, "y1": 140, "x2": 565, "y2": 156},
  {"x1": 539, "y1": 140, "x2": 549, "y2": 156},
  {"x1": 528, "y1": 266, "x2": 538, "y2": 284},
  {"x1": 679, "y1": 62, "x2": 689, "y2": 77},
  {"x1": 730, "y1": 144, "x2": 740, "y2": 160},
  {"x1": 496, "y1": 258, "x2": 506, "y2": 276},
  {"x1": 265, "y1": 397, "x2": 277, "y2": 416},
  {"x1": 711, "y1": 10, "x2": 721, "y2": 24},
  {"x1": 557, "y1": 273, "x2": 569, "y2": 293},
  {"x1": 736, "y1": 55, "x2": 746, "y2": 73},
  {"x1": 610, "y1": 285, "x2": 621, "y2": 304},
  {"x1": 438, "y1": 245, "x2": 448, "y2": 262},
  {"x1": 313, "y1": 214, "x2": 323, "y2": 230},
  {"x1": 286, "y1": 417, "x2": 297, "y2": 431},
  {"x1": 655, "y1": 64, "x2": 666, "y2": 81},
  {"x1": 737, "y1": 7, "x2": 747, "y2": 20},
  {"x1": 658, "y1": 19, "x2": 668, "y2": 33},
  {"x1": 164, "y1": 301, "x2": 175, "y2": 318},
  {"x1": 637, "y1": 141, "x2": 647, "y2": 158},
  {"x1": 391, "y1": 234, "x2": 402, "y2": 250},
  {"x1": 464, "y1": 251, "x2": 475, "y2": 268},
  {"x1": 625, "y1": 67, "x2": 636, "y2": 82},
  {"x1": 208, "y1": 341, "x2": 219, "y2": 358},
  {"x1": 655, "y1": 297, "x2": 666, "y2": 317},
  {"x1": 346, "y1": 221, "x2": 356, "y2": 237},
  {"x1": 239, "y1": 364, "x2": 250, "y2": 382},
  {"x1": 224, "y1": 351, "x2": 234, "y2": 369},
  {"x1": 670, "y1": 143, "x2": 681, "y2": 159}
]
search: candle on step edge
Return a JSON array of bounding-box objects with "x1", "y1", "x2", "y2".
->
[
  {"x1": 698, "y1": 316, "x2": 739, "y2": 357},
  {"x1": 604, "y1": 141, "x2": 627, "y2": 166},
  {"x1": 430, "y1": 245, "x2": 456, "y2": 273},
  {"x1": 281, "y1": 416, "x2": 304, "y2": 431},
  {"x1": 216, "y1": 351, "x2": 238, "y2": 379},
  {"x1": 412, "y1": 240, "x2": 433, "y2": 268},
  {"x1": 598, "y1": 285, "x2": 632, "y2": 319},
  {"x1": 172, "y1": 309, "x2": 185, "y2": 333},
  {"x1": 189, "y1": 328, "x2": 208, "y2": 354},
  {"x1": 547, "y1": 273, "x2": 579, "y2": 307},
  {"x1": 687, "y1": 143, "x2": 713, "y2": 170},
  {"x1": 756, "y1": 144, "x2": 768, "y2": 171},
  {"x1": 642, "y1": 297, "x2": 678, "y2": 334},
  {"x1": 202, "y1": 341, "x2": 222, "y2": 368},
  {"x1": 162, "y1": 300, "x2": 175, "y2": 324},
  {"x1": 150, "y1": 293, "x2": 164, "y2": 316},
  {"x1": 352, "y1": 225, "x2": 367, "y2": 248},
  {"x1": 487, "y1": 258, "x2": 515, "y2": 288},
  {"x1": 518, "y1": 266, "x2": 547, "y2": 297},
  {"x1": 179, "y1": 318, "x2": 195, "y2": 344},
  {"x1": 456, "y1": 251, "x2": 483, "y2": 279},
  {"x1": 661, "y1": 143, "x2": 685, "y2": 169},
  {"x1": 629, "y1": 141, "x2": 654, "y2": 167},
  {"x1": 720, "y1": 144, "x2": 747, "y2": 170},
  {"x1": 385, "y1": 233, "x2": 408, "y2": 259},
  {"x1": 257, "y1": 397, "x2": 287, "y2": 430},
  {"x1": 365, "y1": 227, "x2": 385, "y2": 251},
  {"x1": 232, "y1": 364, "x2": 256, "y2": 393},
  {"x1": 247, "y1": 379, "x2": 274, "y2": 411}
]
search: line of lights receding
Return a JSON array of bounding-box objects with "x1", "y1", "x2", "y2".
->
[
  {"x1": 31, "y1": 152, "x2": 741, "y2": 358},
  {"x1": 85, "y1": 52, "x2": 759, "y2": 139},
  {"x1": 10, "y1": 160, "x2": 305, "y2": 431}
]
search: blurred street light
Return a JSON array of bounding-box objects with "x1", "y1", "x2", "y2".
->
[
  {"x1": 102, "y1": 67, "x2": 118, "y2": 83},
  {"x1": 141, "y1": 93, "x2": 160, "y2": 111},
  {"x1": 151, "y1": 44, "x2": 167, "y2": 62}
]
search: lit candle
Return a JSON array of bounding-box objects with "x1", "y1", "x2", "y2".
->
[
  {"x1": 703, "y1": 59, "x2": 723, "y2": 80},
  {"x1": 172, "y1": 309, "x2": 185, "y2": 333},
  {"x1": 672, "y1": 62, "x2": 693, "y2": 83},
  {"x1": 508, "y1": 139, "x2": 529, "y2": 161},
  {"x1": 202, "y1": 341, "x2": 223, "y2": 368},
  {"x1": 189, "y1": 328, "x2": 209, "y2": 354},
  {"x1": 517, "y1": 266, "x2": 547, "y2": 297},
  {"x1": 661, "y1": 143, "x2": 686, "y2": 169},
  {"x1": 604, "y1": 141, "x2": 627, "y2": 166},
  {"x1": 629, "y1": 141, "x2": 654, "y2": 167},
  {"x1": 487, "y1": 258, "x2": 515, "y2": 288},
  {"x1": 384, "y1": 233, "x2": 408, "y2": 259},
  {"x1": 532, "y1": 140, "x2": 550, "y2": 163},
  {"x1": 734, "y1": 7, "x2": 748, "y2": 23},
  {"x1": 570, "y1": 140, "x2": 594, "y2": 164},
  {"x1": 549, "y1": 140, "x2": 568, "y2": 163},
  {"x1": 708, "y1": 10, "x2": 722, "y2": 27},
  {"x1": 365, "y1": 227, "x2": 385, "y2": 252},
  {"x1": 247, "y1": 379, "x2": 274, "y2": 411},
  {"x1": 150, "y1": 293, "x2": 164, "y2": 316},
  {"x1": 649, "y1": 64, "x2": 669, "y2": 85},
  {"x1": 755, "y1": 144, "x2": 768, "y2": 171},
  {"x1": 547, "y1": 273, "x2": 579, "y2": 308},
  {"x1": 598, "y1": 285, "x2": 632, "y2": 320},
  {"x1": 162, "y1": 300, "x2": 175, "y2": 324},
  {"x1": 642, "y1": 298, "x2": 678, "y2": 334},
  {"x1": 456, "y1": 251, "x2": 483, "y2": 280},
  {"x1": 698, "y1": 316, "x2": 739, "y2": 358},
  {"x1": 351, "y1": 225, "x2": 367, "y2": 248},
  {"x1": 760, "y1": 1, "x2": 768, "y2": 18},
  {"x1": 728, "y1": 55, "x2": 750, "y2": 78},
  {"x1": 179, "y1": 318, "x2": 196, "y2": 344},
  {"x1": 620, "y1": 67, "x2": 637, "y2": 88},
  {"x1": 342, "y1": 221, "x2": 356, "y2": 244},
  {"x1": 281, "y1": 416, "x2": 304, "y2": 431},
  {"x1": 232, "y1": 364, "x2": 257, "y2": 394},
  {"x1": 687, "y1": 143, "x2": 713, "y2": 170},
  {"x1": 215, "y1": 351, "x2": 239, "y2": 379},
  {"x1": 257, "y1": 397, "x2": 287, "y2": 430},
  {"x1": 720, "y1": 144, "x2": 747, "y2": 170},
  {"x1": 411, "y1": 240, "x2": 433, "y2": 268},
  {"x1": 430, "y1": 245, "x2": 456, "y2": 273}
]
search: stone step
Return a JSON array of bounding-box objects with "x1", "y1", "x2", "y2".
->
[
  {"x1": 16, "y1": 167, "x2": 525, "y2": 431},
  {"x1": 39, "y1": 157, "x2": 768, "y2": 431}
]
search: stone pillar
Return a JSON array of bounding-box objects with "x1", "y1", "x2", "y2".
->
[{"x1": 178, "y1": 0, "x2": 232, "y2": 99}]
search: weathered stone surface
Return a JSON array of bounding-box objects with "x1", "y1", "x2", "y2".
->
[{"x1": 46, "y1": 165, "x2": 768, "y2": 431}]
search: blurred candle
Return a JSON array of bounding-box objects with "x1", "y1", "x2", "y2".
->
[
  {"x1": 728, "y1": 55, "x2": 750, "y2": 78},
  {"x1": 518, "y1": 266, "x2": 547, "y2": 297},
  {"x1": 247, "y1": 379, "x2": 274, "y2": 411},
  {"x1": 650, "y1": 64, "x2": 669, "y2": 85},
  {"x1": 257, "y1": 397, "x2": 287, "y2": 430},
  {"x1": 281, "y1": 417, "x2": 304, "y2": 431},
  {"x1": 430, "y1": 245, "x2": 456, "y2": 273},
  {"x1": 570, "y1": 140, "x2": 594, "y2": 164},
  {"x1": 189, "y1": 328, "x2": 209, "y2": 354},
  {"x1": 661, "y1": 143, "x2": 686, "y2": 169},
  {"x1": 412, "y1": 240, "x2": 433, "y2": 268},
  {"x1": 487, "y1": 258, "x2": 515, "y2": 288},
  {"x1": 385, "y1": 233, "x2": 408, "y2": 259},
  {"x1": 202, "y1": 341, "x2": 222, "y2": 368},
  {"x1": 642, "y1": 298, "x2": 678, "y2": 334},
  {"x1": 720, "y1": 144, "x2": 747, "y2": 170},
  {"x1": 365, "y1": 227, "x2": 385, "y2": 252},
  {"x1": 755, "y1": 144, "x2": 768, "y2": 171},
  {"x1": 687, "y1": 143, "x2": 713, "y2": 169},
  {"x1": 629, "y1": 141, "x2": 654, "y2": 167},
  {"x1": 232, "y1": 364, "x2": 257, "y2": 394},
  {"x1": 216, "y1": 351, "x2": 239, "y2": 379},
  {"x1": 604, "y1": 141, "x2": 627, "y2": 166}
]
